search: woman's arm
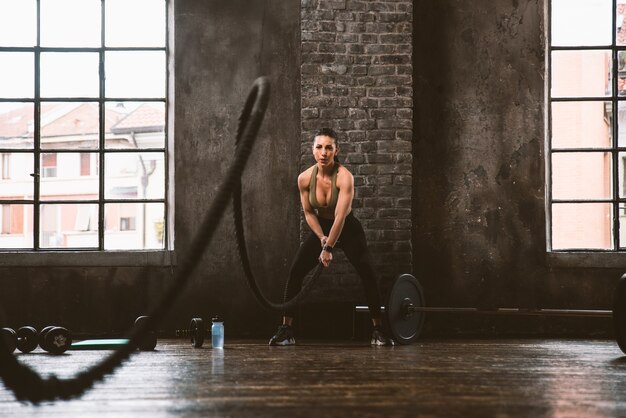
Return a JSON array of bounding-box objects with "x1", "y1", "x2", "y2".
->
[
  {"x1": 319, "y1": 167, "x2": 354, "y2": 267},
  {"x1": 324, "y1": 167, "x2": 353, "y2": 248},
  {"x1": 298, "y1": 170, "x2": 326, "y2": 245}
]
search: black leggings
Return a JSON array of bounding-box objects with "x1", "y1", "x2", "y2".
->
[{"x1": 284, "y1": 212, "x2": 383, "y2": 319}]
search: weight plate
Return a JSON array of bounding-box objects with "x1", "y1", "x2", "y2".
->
[
  {"x1": 38, "y1": 325, "x2": 56, "y2": 351},
  {"x1": 387, "y1": 273, "x2": 425, "y2": 345},
  {"x1": 1, "y1": 328, "x2": 17, "y2": 354},
  {"x1": 134, "y1": 315, "x2": 157, "y2": 351},
  {"x1": 614, "y1": 273, "x2": 626, "y2": 355},
  {"x1": 44, "y1": 327, "x2": 72, "y2": 355},
  {"x1": 190, "y1": 317, "x2": 204, "y2": 348},
  {"x1": 37, "y1": 325, "x2": 54, "y2": 351},
  {"x1": 16, "y1": 326, "x2": 38, "y2": 353}
]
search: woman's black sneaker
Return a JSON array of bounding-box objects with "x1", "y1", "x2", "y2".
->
[
  {"x1": 269, "y1": 325, "x2": 296, "y2": 346},
  {"x1": 371, "y1": 327, "x2": 395, "y2": 346}
]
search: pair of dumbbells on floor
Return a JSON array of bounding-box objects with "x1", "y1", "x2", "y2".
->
[{"x1": 1, "y1": 325, "x2": 72, "y2": 354}]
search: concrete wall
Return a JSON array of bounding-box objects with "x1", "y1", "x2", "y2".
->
[
  {"x1": 414, "y1": 0, "x2": 617, "y2": 337},
  {"x1": 173, "y1": 0, "x2": 302, "y2": 336}
]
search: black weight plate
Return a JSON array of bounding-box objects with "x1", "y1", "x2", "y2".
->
[
  {"x1": 44, "y1": 327, "x2": 72, "y2": 354},
  {"x1": 38, "y1": 325, "x2": 56, "y2": 351},
  {"x1": 190, "y1": 317, "x2": 204, "y2": 348},
  {"x1": 16, "y1": 326, "x2": 38, "y2": 353},
  {"x1": 387, "y1": 273, "x2": 425, "y2": 345},
  {"x1": 134, "y1": 315, "x2": 157, "y2": 351},
  {"x1": 1, "y1": 328, "x2": 17, "y2": 354},
  {"x1": 613, "y1": 273, "x2": 626, "y2": 354}
]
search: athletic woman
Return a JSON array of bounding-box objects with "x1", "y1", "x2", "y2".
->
[{"x1": 269, "y1": 128, "x2": 394, "y2": 346}]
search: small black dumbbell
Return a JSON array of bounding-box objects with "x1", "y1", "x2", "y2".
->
[
  {"x1": 38, "y1": 326, "x2": 72, "y2": 354},
  {"x1": 1, "y1": 328, "x2": 17, "y2": 353},
  {"x1": 16, "y1": 326, "x2": 38, "y2": 353},
  {"x1": 134, "y1": 316, "x2": 157, "y2": 351},
  {"x1": 175, "y1": 317, "x2": 207, "y2": 348}
]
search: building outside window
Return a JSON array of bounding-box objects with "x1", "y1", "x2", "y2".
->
[
  {"x1": 549, "y1": 0, "x2": 625, "y2": 250},
  {"x1": 0, "y1": 0, "x2": 168, "y2": 251}
]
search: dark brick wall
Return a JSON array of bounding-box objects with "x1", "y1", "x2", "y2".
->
[{"x1": 300, "y1": 0, "x2": 413, "y2": 298}]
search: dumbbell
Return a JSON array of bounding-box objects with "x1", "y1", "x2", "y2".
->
[
  {"x1": 134, "y1": 315, "x2": 157, "y2": 351},
  {"x1": 38, "y1": 326, "x2": 72, "y2": 354},
  {"x1": 16, "y1": 326, "x2": 38, "y2": 353},
  {"x1": 175, "y1": 317, "x2": 207, "y2": 348},
  {"x1": 1, "y1": 328, "x2": 17, "y2": 353},
  {"x1": 1, "y1": 326, "x2": 40, "y2": 353}
]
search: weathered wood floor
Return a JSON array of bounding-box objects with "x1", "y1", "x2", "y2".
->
[{"x1": 1, "y1": 338, "x2": 626, "y2": 417}]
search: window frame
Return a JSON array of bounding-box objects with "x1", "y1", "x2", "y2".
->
[
  {"x1": 547, "y1": 0, "x2": 624, "y2": 258},
  {"x1": 0, "y1": 0, "x2": 174, "y2": 265}
]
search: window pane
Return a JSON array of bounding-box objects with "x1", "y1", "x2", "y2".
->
[
  {"x1": 552, "y1": 152, "x2": 612, "y2": 200},
  {"x1": 105, "y1": 0, "x2": 166, "y2": 47},
  {"x1": 0, "y1": 52, "x2": 34, "y2": 98},
  {"x1": 105, "y1": 51, "x2": 166, "y2": 99},
  {"x1": 0, "y1": 0, "x2": 36, "y2": 47},
  {"x1": 105, "y1": 152, "x2": 165, "y2": 199},
  {"x1": 551, "y1": 0, "x2": 612, "y2": 46},
  {"x1": 40, "y1": 102, "x2": 100, "y2": 150},
  {"x1": 618, "y1": 152, "x2": 626, "y2": 198},
  {"x1": 0, "y1": 204, "x2": 33, "y2": 249},
  {"x1": 618, "y1": 2, "x2": 626, "y2": 46},
  {"x1": 104, "y1": 202, "x2": 164, "y2": 250},
  {"x1": 0, "y1": 152, "x2": 34, "y2": 199},
  {"x1": 620, "y1": 204, "x2": 626, "y2": 248},
  {"x1": 105, "y1": 102, "x2": 166, "y2": 149},
  {"x1": 551, "y1": 50, "x2": 612, "y2": 98},
  {"x1": 0, "y1": 103, "x2": 34, "y2": 149},
  {"x1": 40, "y1": 152, "x2": 98, "y2": 201},
  {"x1": 552, "y1": 203, "x2": 612, "y2": 250},
  {"x1": 41, "y1": 52, "x2": 100, "y2": 98},
  {"x1": 620, "y1": 101, "x2": 626, "y2": 147},
  {"x1": 40, "y1": 203, "x2": 98, "y2": 248},
  {"x1": 40, "y1": 0, "x2": 101, "y2": 47},
  {"x1": 551, "y1": 101, "x2": 611, "y2": 149}
]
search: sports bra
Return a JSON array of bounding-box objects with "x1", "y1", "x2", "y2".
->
[{"x1": 309, "y1": 164, "x2": 339, "y2": 210}]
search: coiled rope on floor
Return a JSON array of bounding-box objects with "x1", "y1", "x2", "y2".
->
[{"x1": 0, "y1": 77, "x2": 271, "y2": 403}]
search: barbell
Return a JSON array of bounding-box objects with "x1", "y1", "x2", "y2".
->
[{"x1": 366, "y1": 273, "x2": 624, "y2": 349}]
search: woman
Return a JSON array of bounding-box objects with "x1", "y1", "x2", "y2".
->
[{"x1": 269, "y1": 128, "x2": 394, "y2": 346}]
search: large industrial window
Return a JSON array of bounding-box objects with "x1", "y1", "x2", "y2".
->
[
  {"x1": 549, "y1": 0, "x2": 624, "y2": 251},
  {"x1": 0, "y1": 0, "x2": 168, "y2": 251}
]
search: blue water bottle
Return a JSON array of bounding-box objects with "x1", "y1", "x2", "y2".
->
[{"x1": 211, "y1": 316, "x2": 224, "y2": 349}]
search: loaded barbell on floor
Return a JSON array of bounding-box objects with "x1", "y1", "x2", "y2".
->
[{"x1": 361, "y1": 273, "x2": 622, "y2": 348}]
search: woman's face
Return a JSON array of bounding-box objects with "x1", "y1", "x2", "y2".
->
[{"x1": 312, "y1": 135, "x2": 337, "y2": 167}]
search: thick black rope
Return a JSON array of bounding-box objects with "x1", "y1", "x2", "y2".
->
[
  {"x1": 0, "y1": 76, "x2": 271, "y2": 404},
  {"x1": 231, "y1": 88, "x2": 324, "y2": 312},
  {"x1": 232, "y1": 179, "x2": 324, "y2": 312}
]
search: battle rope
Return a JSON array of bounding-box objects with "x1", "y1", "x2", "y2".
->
[
  {"x1": 232, "y1": 178, "x2": 324, "y2": 312},
  {"x1": 0, "y1": 76, "x2": 270, "y2": 403},
  {"x1": 231, "y1": 84, "x2": 324, "y2": 312}
]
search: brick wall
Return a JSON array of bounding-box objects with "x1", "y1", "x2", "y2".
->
[{"x1": 300, "y1": 0, "x2": 413, "y2": 292}]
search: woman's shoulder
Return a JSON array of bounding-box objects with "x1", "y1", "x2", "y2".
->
[
  {"x1": 336, "y1": 164, "x2": 353, "y2": 180},
  {"x1": 297, "y1": 165, "x2": 316, "y2": 187}
]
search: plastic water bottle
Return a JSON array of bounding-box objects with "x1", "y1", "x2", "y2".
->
[{"x1": 211, "y1": 316, "x2": 224, "y2": 349}]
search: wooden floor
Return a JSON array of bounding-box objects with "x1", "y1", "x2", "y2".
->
[{"x1": 2, "y1": 338, "x2": 626, "y2": 417}]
